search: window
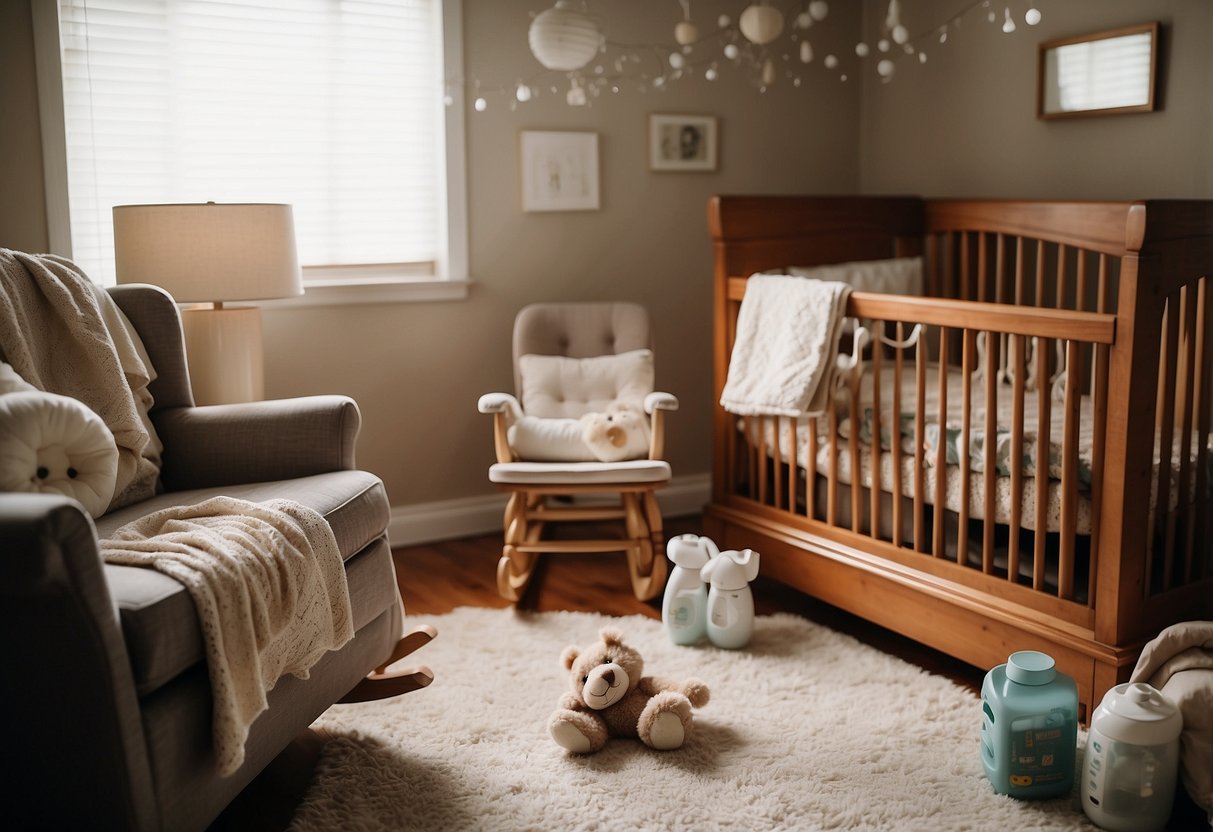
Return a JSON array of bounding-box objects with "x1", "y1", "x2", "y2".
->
[{"x1": 33, "y1": 0, "x2": 468, "y2": 302}]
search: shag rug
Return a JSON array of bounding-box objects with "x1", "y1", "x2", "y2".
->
[{"x1": 289, "y1": 607, "x2": 1098, "y2": 831}]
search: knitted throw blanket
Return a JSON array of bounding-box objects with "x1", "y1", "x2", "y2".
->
[
  {"x1": 101, "y1": 496, "x2": 355, "y2": 776},
  {"x1": 0, "y1": 249, "x2": 160, "y2": 510}
]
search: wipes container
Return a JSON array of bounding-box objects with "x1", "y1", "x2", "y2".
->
[
  {"x1": 981, "y1": 651, "x2": 1078, "y2": 799},
  {"x1": 1081, "y1": 682, "x2": 1182, "y2": 832}
]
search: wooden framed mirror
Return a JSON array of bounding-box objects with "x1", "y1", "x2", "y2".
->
[{"x1": 1037, "y1": 22, "x2": 1159, "y2": 119}]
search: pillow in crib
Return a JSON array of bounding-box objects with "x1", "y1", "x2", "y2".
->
[
  {"x1": 0, "y1": 391, "x2": 119, "y2": 517},
  {"x1": 519, "y1": 349, "x2": 654, "y2": 419}
]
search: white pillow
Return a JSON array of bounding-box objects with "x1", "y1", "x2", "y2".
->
[
  {"x1": 508, "y1": 416, "x2": 598, "y2": 462},
  {"x1": 519, "y1": 349, "x2": 654, "y2": 419},
  {"x1": 0, "y1": 391, "x2": 119, "y2": 518}
]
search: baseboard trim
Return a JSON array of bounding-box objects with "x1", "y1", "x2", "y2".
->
[{"x1": 387, "y1": 472, "x2": 711, "y2": 548}]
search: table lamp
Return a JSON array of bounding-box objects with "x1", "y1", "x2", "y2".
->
[{"x1": 112, "y1": 202, "x2": 303, "y2": 405}]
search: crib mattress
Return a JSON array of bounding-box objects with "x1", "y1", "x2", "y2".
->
[{"x1": 739, "y1": 363, "x2": 1209, "y2": 535}]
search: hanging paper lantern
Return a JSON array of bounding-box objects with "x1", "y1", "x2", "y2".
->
[
  {"x1": 877, "y1": 59, "x2": 895, "y2": 79},
  {"x1": 528, "y1": 1, "x2": 603, "y2": 72},
  {"x1": 800, "y1": 40, "x2": 813, "y2": 63},
  {"x1": 739, "y1": 4, "x2": 785, "y2": 45},
  {"x1": 809, "y1": 1, "x2": 829, "y2": 22},
  {"x1": 675, "y1": 20, "x2": 699, "y2": 45},
  {"x1": 1025, "y1": 8, "x2": 1042, "y2": 25}
]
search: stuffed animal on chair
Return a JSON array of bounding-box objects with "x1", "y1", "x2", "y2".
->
[
  {"x1": 0, "y1": 361, "x2": 118, "y2": 517},
  {"x1": 579, "y1": 401, "x2": 651, "y2": 463},
  {"x1": 548, "y1": 627, "x2": 709, "y2": 754}
]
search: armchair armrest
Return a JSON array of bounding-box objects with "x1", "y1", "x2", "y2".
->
[
  {"x1": 1, "y1": 494, "x2": 157, "y2": 830},
  {"x1": 645, "y1": 392, "x2": 678, "y2": 460},
  {"x1": 477, "y1": 393, "x2": 522, "y2": 464},
  {"x1": 154, "y1": 395, "x2": 361, "y2": 491}
]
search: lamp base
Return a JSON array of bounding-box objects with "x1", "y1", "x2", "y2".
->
[{"x1": 181, "y1": 306, "x2": 265, "y2": 405}]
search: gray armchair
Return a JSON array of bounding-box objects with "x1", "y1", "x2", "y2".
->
[{"x1": 1, "y1": 283, "x2": 429, "y2": 831}]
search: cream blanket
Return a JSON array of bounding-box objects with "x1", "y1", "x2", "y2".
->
[
  {"x1": 0, "y1": 249, "x2": 160, "y2": 510},
  {"x1": 101, "y1": 497, "x2": 355, "y2": 776},
  {"x1": 720, "y1": 276, "x2": 852, "y2": 417},
  {"x1": 1131, "y1": 620, "x2": 1213, "y2": 813}
]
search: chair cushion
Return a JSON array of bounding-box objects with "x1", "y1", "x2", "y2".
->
[
  {"x1": 508, "y1": 416, "x2": 597, "y2": 462},
  {"x1": 489, "y1": 459, "x2": 671, "y2": 485},
  {"x1": 519, "y1": 349, "x2": 653, "y2": 418},
  {"x1": 94, "y1": 470, "x2": 391, "y2": 696}
]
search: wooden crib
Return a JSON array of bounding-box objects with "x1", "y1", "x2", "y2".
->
[{"x1": 705, "y1": 195, "x2": 1213, "y2": 718}]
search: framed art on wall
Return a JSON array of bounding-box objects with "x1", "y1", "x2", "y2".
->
[
  {"x1": 649, "y1": 113, "x2": 718, "y2": 172},
  {"x1": 519, "y1": 130, "x2": 600, "y2": 212}
]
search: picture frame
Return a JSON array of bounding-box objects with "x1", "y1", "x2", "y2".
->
[
  {"x1": 648, "y1": 113, "x2": 718, "y2": 172},
  {"x1": 1037, "y1": 22, "x2": 1160, "y2": 119},
  {"x1": 519, "y1": 130, "x2": 600, "y2": 212}
]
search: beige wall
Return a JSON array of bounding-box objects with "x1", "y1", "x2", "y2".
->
[
  {"x1": 858, "y1": 0, "x2": 1213, "y2": 199},
  {"x1": 259, "y1": 0, "x2": 862, "y2": 508},
  {"x1": 4, "y1": 0, "x2": 1211, "y2": 517}
]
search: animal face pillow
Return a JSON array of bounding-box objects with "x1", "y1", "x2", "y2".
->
[
  {"x1": 579, "y1": 401, "x2": 651, "y2": 462},
  {"x1": 0, "y1": 390, "x2": 118, "y2": 517}
]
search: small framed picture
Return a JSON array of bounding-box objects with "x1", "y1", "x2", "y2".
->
[
  {"x1": 648, "y1": 113, "x2": 718, "y2": 172},
  {"x1": 519, "y1": 130, "x2": 600, "y2": 212}
]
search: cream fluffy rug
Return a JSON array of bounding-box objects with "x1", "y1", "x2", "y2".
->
[{"x1": 289, "y1": 607, "x2": 1096, "y2": 831}]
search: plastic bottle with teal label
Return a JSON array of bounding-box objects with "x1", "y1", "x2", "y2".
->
[{"x1": 980, "y1": 651, "x2": 1078, "y2": 799}]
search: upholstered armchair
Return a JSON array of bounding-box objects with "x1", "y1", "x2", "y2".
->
[
  {"x1": 478, "y1": 302, "x2": 678, "y2": 602},
  {"x1": 1, "y1": 281, "x2": 431, "y2": 831}
]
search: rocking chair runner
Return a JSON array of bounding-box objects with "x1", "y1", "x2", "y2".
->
[{"x1": 478, "y1": 302, "x2": 678, "y2": 602}]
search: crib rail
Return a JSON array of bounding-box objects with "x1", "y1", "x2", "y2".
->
[{"x1": 724, "y1": 289, "x2": 1114, "y2": 620}]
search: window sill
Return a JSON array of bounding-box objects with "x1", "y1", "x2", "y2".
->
[{"x1": 262, "y1": 276, "x2": 472, "y2": 308}]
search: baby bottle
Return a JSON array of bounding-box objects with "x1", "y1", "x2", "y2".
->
[
  {"x1": 700, "y1": 548, "x2": 760, "y2": 649},
  {"x1": 662, "y1": 534, "x2": 718, "y2": 645}
]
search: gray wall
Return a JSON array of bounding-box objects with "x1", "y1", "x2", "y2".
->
[
  {"x1": 858, "y1": 0, "x2": 1213, "y2": 198},
  {"x1": 2, "y1": 0, "x2": 1211, "y2": 518}
]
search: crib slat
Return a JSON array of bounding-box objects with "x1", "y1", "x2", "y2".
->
[
  {"x1": 758, "y1": 415, "x2": 770, "y2": 505},
  {"x1": 1034, "y1": 338, "x2": 1051, "y2": 591},
  {"x1": 995, "y1": 233, "x2": 1006, "y2": 305},
  {"x1": 977, "y1": 233, "x2": 988, "y2": 302},
  {"x1": 1035, "y1": 241, "x2": 1047, "y2": 308},
  {"x1": 871, "y1": 333, "x2": 884, "y2": 540},
  {"x1": 1086, "y1": 340, "x2": 1110, "y2": 605},
  {"x1": 828, "y1": 403, "x2": 839, "y2": 526},
  {"x1": 808, "y1": 417, "x2": 819, "y2": 521},
  {"x1": 960, "y1": 232, "x2": 971, "y2": 301},
  {"x1": 1193, "y1": 278, "x2": 1212, "y2": 579},
  {"x1": 934, "y1": 329, "x2": 950, "y2": 558},
  {"x1": 1009, "y1": 334, "x2": 1026, "y2": 585},
  {"x1": 1056, "y1": 244, "x2": 1068, "y2": 310},
  {"x1": 983, "y1": 331, "x2": 997, "y2": 574},
  {"x1": 1170, "y1": 285, "x2": 1197, "y2": 586},
  {"x1": 1015, "y1": 238, "x2": 1026, "y2": 306},
  {"x1": 959, "y1": 331, "x2": 974, "y2": 565},
  {"x1": 892, "y1": 323, "x2": 905, "y2": 547},
  {"x1": 850, "y1": 361, "x2": 862, "y2": 534},
  {"x1": 788, "y1": 417, "x2": 799, "y2": 515},
  {"x1": 1154, "y1": 298, "x2": 1179, "y2": 593},
  {"x1": 914, "y1": 338, "x2": 926, "y2": 552},
  {"x1": 1059, "y1": 341, "x2": 1081, "y2": 600},
  {"x1": 772, "y1": 416, "x2": 784, "y2": 510}
]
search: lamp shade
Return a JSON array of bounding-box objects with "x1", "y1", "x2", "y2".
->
[
  {"x1": 528, "y1": 1, "x2": 602, "y2": 72},
  {"x1": 112, "y1": 203, "x2": 303, "y2": 303}
]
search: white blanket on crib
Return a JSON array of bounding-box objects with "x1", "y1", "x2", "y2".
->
[{"x1": 720, "y1": 276, "x2": 852, "y2": 417}]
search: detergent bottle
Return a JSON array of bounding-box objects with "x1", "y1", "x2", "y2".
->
[
  {"x1": 699, "y1": 548, "x2": 760, "y2": 649},
  {"x1": 661, "y1": 534, "x2": 718, "y2": 645},
  {"x1": 980, "y1": 651, "x2": 1078, "y2": 799}
]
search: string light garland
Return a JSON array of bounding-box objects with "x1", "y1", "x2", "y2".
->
[{"x1": 457, "y1": 0, "x2": 1043, "y2": 111}]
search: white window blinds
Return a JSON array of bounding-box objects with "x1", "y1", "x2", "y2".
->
[{"x1": 56, "y1": 0, "x2": 444, "y2": 285}]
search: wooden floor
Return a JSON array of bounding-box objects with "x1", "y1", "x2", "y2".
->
[{"x1": 214, "y1": 514, "x2": 1207, "y2": 830}]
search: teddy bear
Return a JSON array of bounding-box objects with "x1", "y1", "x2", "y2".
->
[
  {"x1": 578, "y1": 401, "x2": 651, "y2": 463},
  {"x1": 548, "y1": 627, "x2": 709, "y2": 754}
]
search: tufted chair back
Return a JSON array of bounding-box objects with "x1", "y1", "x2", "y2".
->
[{"x1": 511, "y1": 302, "x2": 652, "y2": 395}]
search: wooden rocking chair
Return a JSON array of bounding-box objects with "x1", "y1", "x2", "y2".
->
[{"x1": 478, "y1": 302, "x2": 677, "y2": 602}]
